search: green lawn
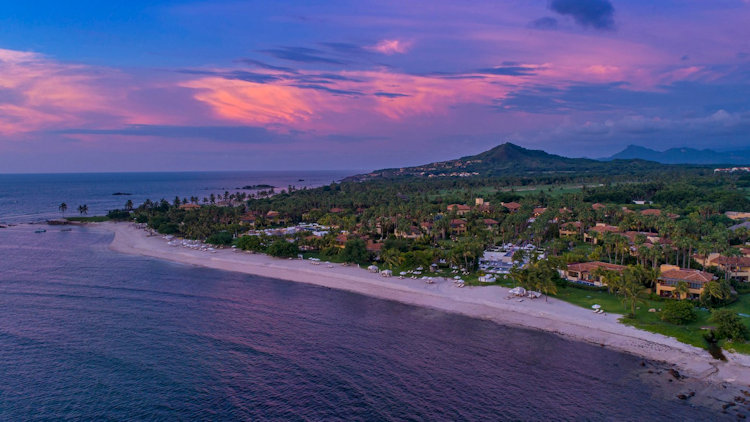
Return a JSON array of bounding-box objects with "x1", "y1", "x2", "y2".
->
[{"x1": 553, "y1": 284, "x2": 750, "y2": 353}]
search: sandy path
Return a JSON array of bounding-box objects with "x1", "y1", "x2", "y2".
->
[{"x1": 102, "y1": 222, "x2": 750, "y2": 387}]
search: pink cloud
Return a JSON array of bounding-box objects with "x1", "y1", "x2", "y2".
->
[{"x1": 367, "y1": 39, "x2": 412, "y2": 55}]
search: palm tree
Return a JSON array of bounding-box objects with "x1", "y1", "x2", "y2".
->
[
  {"x1": 382, "y1": 248, "x2": 404, "y2": 269},
  {"x1": 618, "y1": 269, "x2": 648, "y2": 317},
  {"x1": 674, "y1": 281, "x2": 690, "y2": 300},
  {"x1": 58, "y1": 202, "x2": 68, "y2": 217},
  {"x1": 77, "y1": 204, "x2": 88, "y2": 216},
  {"x1": 125, "y1": 199, "x2": 134, "y2": 211},
  {"x1": 700, "y1": 281, "x2": 732, "y2": 307}
]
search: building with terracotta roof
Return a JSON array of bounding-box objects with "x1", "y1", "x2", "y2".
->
[
  {"x1": 446, "y1": 204, "x2": 471, "y2": 216},
  {"x1": 559, "y1": 221, "x2": 582, "y2": 237},
  {"x1": 656, "y1": 264, "x2": 716, "y2": 299},
  {"x1": 329, "y1": 207, "x2": 346, "y2": 213},
  {"x1": 501, "y1": 202, "x2": 522, "y2": 213},
  {"x1": 707, "y1": 256, "x2": 750, "y2": 282},
  {"x1": 562, "y1": 262, "x2": 626, "y2": 286},
  {"x1": 450, "y1": 219, "x2": 467, "y2": 236},
  {"x1": 584, "y1": 223, "x2": 621, "y2": 244},
  {"x1": 178, "y1": 203, "x2": 200, "y2": 210},
  {"x1": 640, "y1": 208, "x2": 662, "y2": 217},
  {"x1": 726, "y1": 211, "x2": 750, "y2": 221},
  {"x1": 592, "y1": 203, "x2": 606, "y2": 211},
  {"x1": 483, "y1": 218, "x2": 499, "y2": 230},
  {"x1": 532, "y1": 207, "x2": 548, "y2": 217}
]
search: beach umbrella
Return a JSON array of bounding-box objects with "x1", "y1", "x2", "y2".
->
[
  {"x1": 591, "y1": 304, "x2": 601, "y2": 310},
  {"x1": 400, "y1": 271, "x2": 407, "y2": 275}
]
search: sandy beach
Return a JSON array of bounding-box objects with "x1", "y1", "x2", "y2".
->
[{"x1": 103, "y1": 222, "x2": 750, "y2": 395}]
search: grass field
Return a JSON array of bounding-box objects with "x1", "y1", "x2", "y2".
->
[{"x1": 553, "y1": 283, "x2": 750, "y2": 353}]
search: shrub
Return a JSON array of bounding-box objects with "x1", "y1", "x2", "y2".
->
[
  {"x1": 234, "y1": 235, "x2": 265, "y2": 252},
  {"x1": 661, "y1": 300, "x2": 697, "y2": 325},
  {"x1": 106, "y1": 209, "x2": 131, "y2": 221},
  {"x1": 206, "y1": 231, "x2": 233, "y2": 246},
  {"x1": 711, "y1": 309, "x2": 748, "y2": 341},
  {"x1": 340, "y1": 238, "x2": 370, "y2": 265},
  {"x1": 267, "y1": 239, "x2": 300, "y2": 258},
  {"x1": 157, "y1": 222, "x2": 179, "y2": 234}
]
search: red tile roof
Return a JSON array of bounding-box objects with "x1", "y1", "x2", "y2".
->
[
  {"x1": 640, "y1": 208, "x2": 662, "y2": 216},
  {"x1": 483, "y1": 218, "x2": 499, "y2": 225},
  {"x1": 502, "y1": 201, "x2": 522, "y2": 210},
  {"x1": 712, "y1": 256, "x2": 750, "y2": 267},
  {"x1": 660, "y1": 269, "x2": 715, "y2": 284},
  {"x1": 589, "y1": 224, "x2": 620, "y2": 234},
  {"x1": 447, "y1": 204, "x2": 471, "y2": 211},
  {"x1": 592, "y1": 203, "x2": 606, "y2": 210},
  {"x1": 567, "y1": 261, "x2": 626, "y2": 273}
]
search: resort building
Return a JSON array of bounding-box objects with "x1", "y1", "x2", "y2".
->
[
  {"x1": 561, "y1": 262, "x2": 626, "y2": 287},
  {"x1": 559, "y1": 221, "x2": 582, "y2": 237},
  {"x1": 707, "y1": 256, "x2": 750, "y2": 282},
  {"x1": 656, "y1": 264, "x2": 716, "y2": 299},
  {"x1": 446, "y1": 204, "x2": 471, "y2": 216},
  {"x1": 178, "y1": 203, "x2": 201, "y2": 210},
  {"x1": 501, "y1": 202, "x2": 522, "y2": 213},
  {"x1": 726, "y1": 211, "x2": 750, "y2": 221},
  {"x1": 584, "y1": 223, "x2": 621, "y2": 244},
  {"x1": 532, "y1": 207, "x2": 548, "y2": 217},
  {"x1": 450, "y1": 219, "x2": 467, "y2": 236},
  {"x1": 483, "y1": 218, "x2": 499, "y2": 231}
]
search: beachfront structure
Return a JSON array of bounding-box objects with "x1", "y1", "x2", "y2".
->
[
  {"x1": 179, "y1": 203, "x2": 200, "y2": 210},
  {"x1": 561, "y1": 262, "x2": 626, "y2": 287},
  {"x1": 655, "y1": 264, "x2": 716, "y2": 299},
  {"x1": 478, "y1": 245, "x2": 538, "y2": 274}
]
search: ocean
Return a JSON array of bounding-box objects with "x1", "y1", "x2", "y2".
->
[
  {"x1": 0, "y1": 171, "x2": 352, "y2": 224},
  {"x1": 0, "y1": 172, "x2": 722, "y2": 419}
]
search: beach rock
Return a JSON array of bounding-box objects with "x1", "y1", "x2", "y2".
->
[
  {"x1": 640, "y1": 361, "x2": 646, "y2": 367},
  {"x1": 724, "y1": 403, "x2": 736, "y2": 409},
  {"x1": 677, "y1": 394, "x2": 687, "y2": 400},
  {"x1": 669, "y1": 368, "x2": 681, "y2": 379}
]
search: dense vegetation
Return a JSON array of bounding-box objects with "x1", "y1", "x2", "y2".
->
[{"x1": 89, "y1": 150, "x2": 750, "y2": 355}]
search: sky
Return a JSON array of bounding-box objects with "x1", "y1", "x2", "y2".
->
[{"x1": 0, "y1": 0, "x2": 749, "y2": 173}]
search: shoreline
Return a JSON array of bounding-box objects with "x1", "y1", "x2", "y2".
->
[{"x1": 100, "y1": 222, "x2": 750, "y2": 407}]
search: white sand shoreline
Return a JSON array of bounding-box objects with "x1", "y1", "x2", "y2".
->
[{"x1": 102, "y1": 222, "x2": 750, "y2": 389}]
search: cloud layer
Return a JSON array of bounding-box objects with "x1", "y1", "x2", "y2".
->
[{"x1": 0, "y1": 0, "x2": 748, "y2": 172}]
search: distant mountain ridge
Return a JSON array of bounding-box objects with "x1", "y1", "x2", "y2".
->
[
  {"x1": 606, "y1": 145, "x2": 750, "y2": 165},
  {"x1": 345, "y1": 142, "x2": 663, "y2": 181}
]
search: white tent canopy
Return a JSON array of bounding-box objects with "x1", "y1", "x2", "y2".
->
[{"x1": 509, "y1": 287, "x2": 526, "y2": 296}]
